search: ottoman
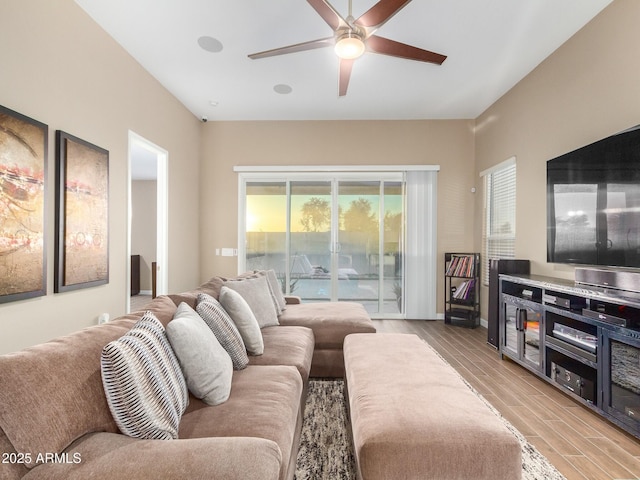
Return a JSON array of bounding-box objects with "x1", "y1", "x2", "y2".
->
[{"x1": 344, "y1": 333, "x2": 522, "y2": 480}]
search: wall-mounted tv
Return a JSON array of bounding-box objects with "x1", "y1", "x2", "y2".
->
[{"x1": 547, "y1": 125, "x2": 640, "y2": 268}]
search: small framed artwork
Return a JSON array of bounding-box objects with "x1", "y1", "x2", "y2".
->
[
  {"x1": 0, "y1": 105, "x2": 48, "y2": 304},
  {"x1": 55, "y1": 130, "x2": 109, "y2": 292}
]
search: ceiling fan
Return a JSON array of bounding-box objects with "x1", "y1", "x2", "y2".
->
[{"x1": 248, "y1": 0, "x2": 447, "y2": 96}]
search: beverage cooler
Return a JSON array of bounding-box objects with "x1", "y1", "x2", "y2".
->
[
  {"x1": 501, "y1": 294, "x2": 543, "y2": 372},
  {"x1": 603, "y1": 328, "x2": 640, "y2": 435}
]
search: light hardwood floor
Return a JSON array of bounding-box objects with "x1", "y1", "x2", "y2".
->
[
  {"x1": 130, "y1": 294, "x2": 152, "y2": 312},
  {"x1": 373, "y1": 319, "x2": 640, "y2": 480}
]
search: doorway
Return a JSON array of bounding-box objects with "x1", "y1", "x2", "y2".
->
[{"x1": 127, "y1": 131, "x2": 168, "y2": 313}]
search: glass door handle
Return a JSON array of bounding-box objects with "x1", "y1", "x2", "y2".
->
[
  {"x1": 518, "y1": 308, "x2": 527, "y2": 332},
  {"x1": 517, "y1": 308, "x2": 527, "y2": 332}
]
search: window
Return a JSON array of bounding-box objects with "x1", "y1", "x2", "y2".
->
[
  {"x1": 481, "y1": 158, "x2": 516, "y2": 285},
  {"x1": 236, "y1": 165, "x2": 439, "y2": 319}
]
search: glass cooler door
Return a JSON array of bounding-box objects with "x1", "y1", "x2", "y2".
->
[
  {"x1": 502, "y1": 300, "x2": 519, "y2": 359},
  {"x1": 501, "y1": 296, "x2": 543, "y2": 371},
  {"x1": 523, "y1": 312, "x2": 542, "y2": 369},
  {"x1": 606, "y1": 331, "x2": 640, "y2": 432}
]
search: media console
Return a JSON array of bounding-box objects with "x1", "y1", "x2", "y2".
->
[{"x1": 499, "y1": 273, "x2": 640, "y2": 438}]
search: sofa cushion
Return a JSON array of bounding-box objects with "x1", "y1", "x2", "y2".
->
[
  {"x1": 219, "y1": 286, "x2": 264, "y2": 355},
  {"x1": 101, "y1": 313, "x2": 188, "y2": 440},
  {"x1": 196, "y1": 275, "x2": 227, "y2": 299},
  {"x1": 223, "y1": 276, "x2": 279, "y2": 328},
  {"x1": 24, "y1": 432, "x2": 282, "y2": 480},
  {"x1": 168, "y1": 291, "x2": 198, "y2": 310},
  {"x1": 0, "y1": 427, "x2": 28, "y2": 478},
  {"x1": 196, "y1": 293, "x2": 249, "y2": 370},
  {"x1": 278, "y1": 302, "x2": 375, "y2": 349},
  {"x1": 130, "y1": 295, "x2": 178, "y2": 327},
  {"x1": 166, "y1": 303, "x2": 233, "y2": 405},
  {"x1": 179, "y1": 365, "x2": 302, "y2": 480},
  {"x1": 0, "y1": 319, "x2": 134, "y2": 468},
  {"x1": 249, "y1": 326, "x2": 314, "y2": 381}
]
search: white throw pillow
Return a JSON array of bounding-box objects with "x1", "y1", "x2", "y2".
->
[
  {"x1": 101, "y1": 312, "x2": 188, "y2": 440},
  {"x1": 219, "y1": 287, "x2": 264, "y2": 356},
  {"x1": 166, "y1": 303, "x2": 233, "y2": 405}
]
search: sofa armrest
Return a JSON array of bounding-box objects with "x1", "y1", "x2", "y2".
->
[
  {"x1": 284, "y1": 295, "x2": 301, "y2": 305},
  {"x1": 24, "y1": 435, "x2": 282, "y2": 480}
]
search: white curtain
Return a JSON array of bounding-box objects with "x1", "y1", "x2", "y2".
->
[{"x1": 404, "y1": 169, "x2": 438, "y2": 319}]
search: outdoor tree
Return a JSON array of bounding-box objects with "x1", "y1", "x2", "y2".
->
[
  {"x1": 343, "y1": 198, "x2": 378, "y2": 233},
  {"x1": 300, "y1": 197, "x2": 330, "y2": 232},
  {"x1": 384, "y1": 211, "x2": 402, "y2": 234}
]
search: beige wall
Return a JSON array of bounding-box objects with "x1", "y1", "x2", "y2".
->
[
  {"x1": 474, "y1": 0, "x2": 640, "y2": 316},
  {"x1": 200, "y1": 119, "x2": 476, "y2": 316},
  {"x1": 131, "y1": 181, "x2": 157, "y2": 291},
  {"x1": 0, "y1": 0, "x2": 201, "y2": 354},
  {"x1": 2, "y1": 0, "x2": 636, "y2": 354}
]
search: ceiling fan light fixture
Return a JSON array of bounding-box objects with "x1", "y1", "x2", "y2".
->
[{"x1": 334, "y1": 32, "x2": 365, "y2": 60}]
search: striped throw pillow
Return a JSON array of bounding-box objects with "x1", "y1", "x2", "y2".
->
[
  {"x1": 101, "y1": 312, "x2": 188, "y2": 440},
  {"x1": 196, "y1": 293, "x2": 249, "y2": 370}
]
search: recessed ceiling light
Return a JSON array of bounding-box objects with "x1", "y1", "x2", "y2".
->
[
  {"x1": 197, "y1": 36, "x2": 223, "y2": 53},
  {"x1": 274, "y1": 84, "x2": 293, "y2": 95},
  {"x1": 209, "y1": 100, "x2": 219, "y2": 107}
]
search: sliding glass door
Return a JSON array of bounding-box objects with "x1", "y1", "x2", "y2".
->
[
  {"x1": 242, "y1": 173, "x2": 405, "y2": 317},
  {"x1": 244, "y1": 181, "x2": 287, "y2": 290},
  {"x1": 289, "y1": 181, "x2": 333, "y2": 301},
  {"x1": 381, "y1": 181, "x2": 404, "y2": 314},
  {"x1": 336, "y1": 180, "x2": 404, "y2": 314}
]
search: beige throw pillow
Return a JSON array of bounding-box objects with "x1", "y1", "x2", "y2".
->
[
  {"x1": 262, "y1": 269, "x2": 287, "y2": 313},
  {"x1": 219, "y1": 287, "x2": 264, "y2": 356},
  {"x1": 223, "y1": 276, "x2": 279, "y2": 328},
  {"x1": 166, "y1": 303, "x2": 233, "y2": 405}
]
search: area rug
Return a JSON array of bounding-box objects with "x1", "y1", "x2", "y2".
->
[{"x1": 295, "y1": 379, "x2": 566, "y2": 480}]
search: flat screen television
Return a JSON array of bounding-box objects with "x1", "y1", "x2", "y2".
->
[{"x1": 547, "y1": 125, "x2": 640, "y2": 268}]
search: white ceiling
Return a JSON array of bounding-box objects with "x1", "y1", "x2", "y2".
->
[
  {"x1": 75, "y1": 0, "x2": 612, "y2": 121},
  {"x1": 130, "y1": 142, "x2": 158, "y2": 180}
]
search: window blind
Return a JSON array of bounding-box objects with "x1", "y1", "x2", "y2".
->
[{"x1": 481, "y1": 158, "x2": 516, "y2": 285}]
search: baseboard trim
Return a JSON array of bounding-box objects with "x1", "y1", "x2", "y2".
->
[{"x1": 436, "y1": 313, "x2": 487, "y2": 328}]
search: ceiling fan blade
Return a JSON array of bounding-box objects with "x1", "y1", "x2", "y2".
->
[
  {"x1": 367, "y1": 35, "x2": 447, "y2": 64},
  {"x1": 248, "y1": 37, "x2": 334, "y2": 59},
  {"x1": 354, "y1": 0, "x2": 412, "y2": 30},
  {"x1": 307, "y1": 0, "x2": 350, "y2": 31},
  {"x1": 338, "y1": 58, "x2": 354, "y2": 96}
]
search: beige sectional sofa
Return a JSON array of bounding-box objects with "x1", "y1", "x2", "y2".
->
[{"x1": 0, "y1": 273, "x2": 375, "y2": 480}]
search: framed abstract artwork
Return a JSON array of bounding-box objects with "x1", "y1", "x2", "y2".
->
[
  {"x1": 0, "y1": 105, "x2": 48, "y2": 304},
  {"x1": 55, "y1": 130, "x2": 109, "y2": 292}
]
